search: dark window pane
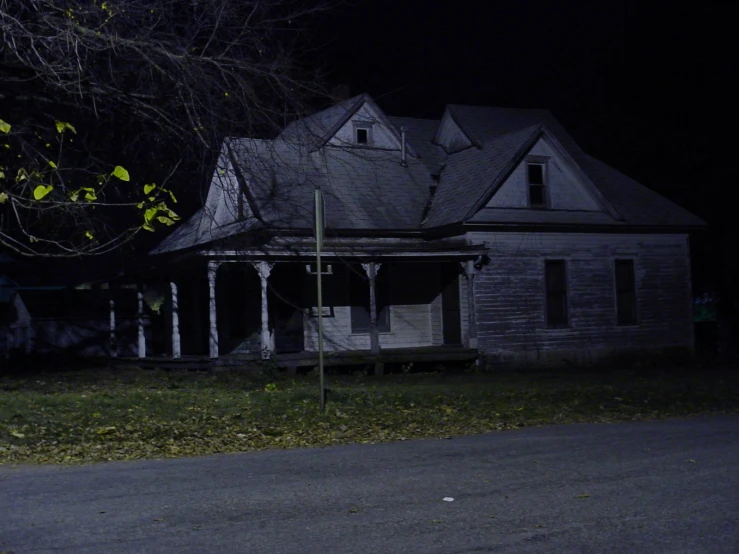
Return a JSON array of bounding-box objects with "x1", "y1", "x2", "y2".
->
[
  {"x1": 529, "y1": 184, "x2": 546, "y2": 207},
  {"x1": 527, "y1": 163, "x2": 544, "y2": 185},
  {"x1": 615, "y1": 259, "x2": 637, "y2": 324},
  {"x1": 545, "y1": 260, "x2": 568, "y2": 325},
  {"x1": 356, "y1": 128, "x2": 368, "y2": 144}
]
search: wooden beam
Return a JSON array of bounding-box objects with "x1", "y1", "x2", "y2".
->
[
  {"x1": 461, "y1": 261, "x2": 478, "y2": 349},
  {"x1": 208, "y1": 261, "x2": 220, "y2": 359},
  {"x1": 361, "y1": 262, "x2": 383, "y2": 375},
  {"x1": 253, "y1": 261, "x2": 274, "y2": 359},
  {"x1": 170, "y1": 282, "x2": 181, "y2": 359}
]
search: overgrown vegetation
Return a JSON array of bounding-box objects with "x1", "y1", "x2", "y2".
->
[{"x1": 1, "y1": 366, "x2": 738, "y2": 466}]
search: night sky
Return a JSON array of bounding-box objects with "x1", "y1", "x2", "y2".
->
[
  {"x1": 316, "y1": 0, "x2": 738, "y2": 293},
  {"x1": 11, "y1": 1, "x2": 736, "y2": 294}
]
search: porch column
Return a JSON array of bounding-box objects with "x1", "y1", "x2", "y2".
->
[
  {"x1": 252, "y1": 261, "x2": 274, "y2": 359},
  {"x1": 361, "y1": 262, "x2": 383, "y2": 376},
  {"x1": 137, "y1": 289, "x2": 146, "y2": 358},
  {"x1": 461, "y1": 260, "x2": 478, "y2": 349},
  {"x1": 208, "y1": 261, "x2": 221, "y2": 359},
  {"x1": 109, "y1": 299, "x2": 117, "y2": 358},
  {"x1": 170, "y1": 282, "x2": 181, "y2": 359}
]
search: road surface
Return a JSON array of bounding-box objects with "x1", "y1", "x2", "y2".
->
[{"x1": 2, "y1": 415, "x2": 738, "y2": 553}]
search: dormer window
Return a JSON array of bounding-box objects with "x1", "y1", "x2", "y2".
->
[
  {"x1": 355, "y1": 127, "x2": 369, "y2": 145},
  {"x1": 527, "y1": 161, "x2": 547, "y2": 208}
]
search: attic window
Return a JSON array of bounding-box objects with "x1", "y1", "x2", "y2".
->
[
  {"x1": 527, "y1": 163, "x2": 547, "y2": 208},
  {"x1": 355, "y1": 127, "x2": 369, "y2": 145}
]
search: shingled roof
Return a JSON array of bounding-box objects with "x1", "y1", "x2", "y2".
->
[
  {"x1": 151, "y1": 95, "x2": 705, "y2": 255},
  {"x1": 422, "y1": 105, "x2": 706, "y2": 228}
]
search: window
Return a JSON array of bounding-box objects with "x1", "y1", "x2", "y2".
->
[
  {"x1": 355, "y1": 127, "x2": 369, "y2": 145},
  {"x1": 349, "y1": 265, "x2": 390, "y2": 333},
  {"x1": 615, "y1": 259, "x2": 637, "y2": 325},
  {"x1": 545, "y1": 260, "x2": 568, "y2": 326},
  {"x1": 527, "y1": 163, "x2": 547, "y2": 208}
]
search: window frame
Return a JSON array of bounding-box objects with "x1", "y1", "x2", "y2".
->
[
  {"x1": 353, "y1": 123, "x2": 373, "y2": 146},
  {"x1": 614, "y1": 258, "x2": 638, "y2": 325},
  {"x1": 544, "y1": 259, "x2": 569, "y2": 327},
  {"x1": 526, "y1": 157, "x2": 549, "y2": 209}
]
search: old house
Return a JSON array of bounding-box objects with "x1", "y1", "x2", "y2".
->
[{"x1": 136, "y1": 93, "x2": 704, "y2": 369}]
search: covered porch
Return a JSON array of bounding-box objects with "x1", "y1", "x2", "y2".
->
[{"x1": 123, "y1": 239, "x2": 487, "y2": 373}]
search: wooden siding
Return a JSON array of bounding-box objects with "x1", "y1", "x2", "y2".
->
[
  {"x1": 486, "y1": 137, "x2": 601, "y2": 211},
  {"x1": 459, "y1": 268, "x2": 469, "y2": 344},
  {"x1": 468, "y1": 232, "x2": 694, "y2": 367},
  {"x1": 303, "y1": 262, "x2": 439, "y2": 352}
]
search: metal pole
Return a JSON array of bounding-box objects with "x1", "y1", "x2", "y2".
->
[{"x1": 315, "y1": 188, "x2": 326, "y2": 411}]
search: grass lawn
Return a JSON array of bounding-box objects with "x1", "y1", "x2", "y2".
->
[{"x1": 1, "y1": 365, "x2": 738, "y2": 466}]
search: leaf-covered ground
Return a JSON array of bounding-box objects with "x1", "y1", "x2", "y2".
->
[{"x1": 1, "y1": 366, "x2": 738, "y2": 466}]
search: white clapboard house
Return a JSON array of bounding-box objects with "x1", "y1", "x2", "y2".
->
[{"x1": 129, "y1": 93, "x2": 705, "y2": 370}]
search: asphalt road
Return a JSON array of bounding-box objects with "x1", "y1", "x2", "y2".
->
[{"x1": 2, "y1": 415, "x2": 738, "y2": 554}]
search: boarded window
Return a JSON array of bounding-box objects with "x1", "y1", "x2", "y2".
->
[
  {"x1": 349, "y1": 265, "x2": 390, "y2": 333},
  {"x1": 527, "y1": 163, "x2": 547, "y2": 208},
  {"x1": 545, "y1": 260, "x2": 568, "y2": 326},
  {"x1": 615, "y1": 259, "x2": 637, "y2": 325}
]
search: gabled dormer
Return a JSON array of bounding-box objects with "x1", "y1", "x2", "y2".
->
[
  {"x1": 434, "y1": 107, "x2": 480, "y2": 153},
  {"x1": 484, "y1": 130, "x2": 618, "y2": 216},
  {"x1": 326, "y1": 100, "x2": 399, "y2": 149},
  {"x1": 280, "y1": 93, "x2": 417, "y2": 157}
]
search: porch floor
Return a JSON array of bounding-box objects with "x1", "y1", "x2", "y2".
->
[{"x1": 114, "y1": 345, "x2": 478, "y2": 371}]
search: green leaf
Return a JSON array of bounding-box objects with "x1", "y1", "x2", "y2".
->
[
  {"x1": 111, "y1": 166, "x2": 130, "y2": 181},
  {"x1": 48, "y1": 160, "x2": 57, "y2": 169},
  {"x1": 143, "y1": 183, "x2": 156, "y2": 195},
  {"x1": 85, "y1": 231, "x2": 94, "y2": 240},
  {"x1": 0, "y1": 170, "x2": 5, "y2": 179},
  {"x1": 33, "y1": 185, "x2": 54, "y2": 200},
  {"x1": 81, "y1": 187, "x2": 97, "y2": 201},
  {"x1": 144, "y1": 207, "x2": 158, "y2": 223},
  {"x1": 168, "y1": 190, "x2": 178, "y2": 203},
  {"x1": 142, "y1": 223, "x2": 156, "y2": 232},
  {"x1": 55, "y1": 121, "x2": 77, "y2": 134},
  {"x1": 157, "y1": 216, "x2": 176, "y2": 226},
  {"x1": 0, "y1": 119, "x2": 10, "y2": 134},
  {"x1": 69, "y1": 190, "x2": 80, "y2": 202},
  {"x1": 16, "y1": 168, "x2": 28, "y2": 182},
  {"x1": 0, "y1": 192, "x2": 8, "y2": 204}
]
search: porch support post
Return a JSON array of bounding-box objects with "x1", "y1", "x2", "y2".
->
[
  {"x1": 208, "y1": 261, "x2": 220, "y2": 359},
  {"x1": 361, "y1": 262, "x2": 383, "y2": 376},
  {"x1": 109, "y1": 299, "x2": 117, "y2": 358},
  {"x1": 253, "y1": 261, "x2": 274, "y2": 359},
  {"x1": 461, "y1": 260, "x2": 478, "y2": 350},
  {"x1": 137, "y1": 288, "x2": 146, "y2": 359},
  {"x1": 170, "y1": 281, "x2": 181, "y2": 359}
]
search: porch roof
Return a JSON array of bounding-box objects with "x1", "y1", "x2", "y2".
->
[{"x1": 197, "y1": 236, "x2": 488, "y2": 261}]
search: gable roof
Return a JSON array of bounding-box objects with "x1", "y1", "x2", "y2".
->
[
  {"x1": 423, "y1": 105, "x2": 706, "y2": 229},
  {"x1": 279, "y1": 93, "x2": 418, "y2": 157},
  {"x1": 151, "y1": 95, "x2": 706, "y2": 256}
]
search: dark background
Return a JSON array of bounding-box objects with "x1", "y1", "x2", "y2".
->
[
  {"x1": 314, "y1": 0, "x2": 737, "y2": 297},
  {"x1": 13, "y1": 1, "x2": 736, "y2": 301}
]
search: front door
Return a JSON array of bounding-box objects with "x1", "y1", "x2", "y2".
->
[{"x1": 441, "y1": 263, "x2": 462, "y2": 345}]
